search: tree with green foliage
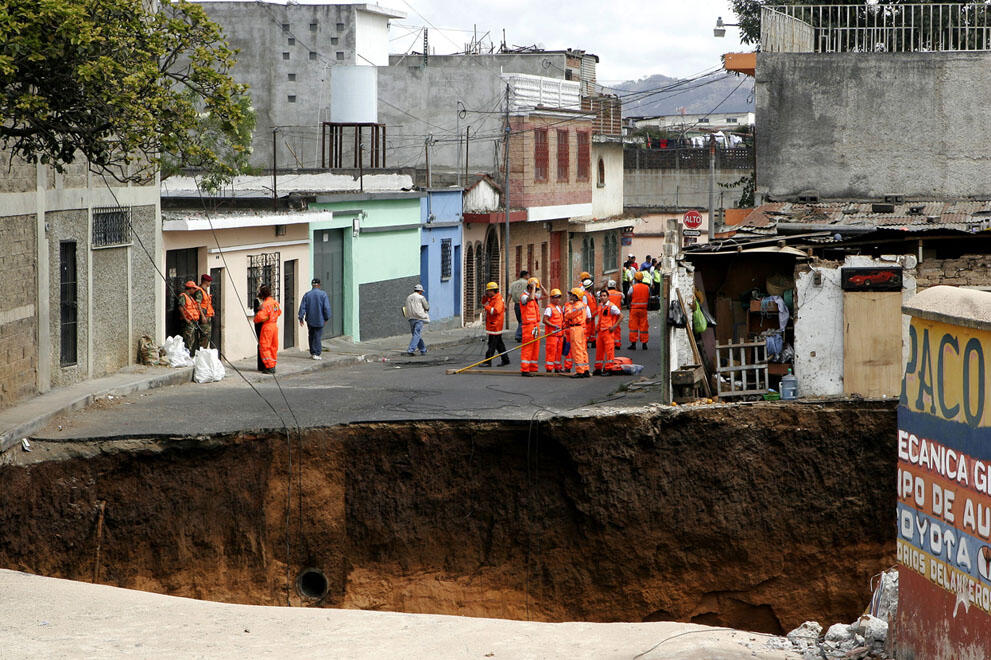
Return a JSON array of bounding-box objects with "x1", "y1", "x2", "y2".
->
[{"x1": 0, "y1": 0, "x2": 254, "y2": 190}]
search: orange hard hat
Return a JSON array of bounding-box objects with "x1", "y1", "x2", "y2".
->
[
  {"x1": 570, "y1": 287, "x2": 584, "y2": 298},
  {"x1": 184, "y1": 280, "x2": 197, "y2": 288},
  {"x1": 550, "y1": 288, "x2": 562, "y2": 297},
  {"x1": 528, "y1": 277, "x2": 540, "y2": 287},
  {"x1": 579, "y1": 271, "x2": 591, "y2": 280},
  {"x1": 634, "y1": 271, "x2": 644, "y2": 281}
]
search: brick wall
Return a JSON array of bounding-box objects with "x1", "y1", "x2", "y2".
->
[
  {"x1": 0, "y1": 214, "x2": 38, "y2": 409},
  {"x1": 914, "y1": 254, "x2": 991, "y2": 289},
  {"x1": 507, "y1": 115, "x2": 595, "y2": 210}
]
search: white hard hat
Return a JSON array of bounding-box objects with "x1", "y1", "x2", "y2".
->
[
  {"x1": 582, "y1": 278, "x2": 592, "y2": 288},
  {"x1": 607, "y1": 279, "x2": 617, "y2": 288}
]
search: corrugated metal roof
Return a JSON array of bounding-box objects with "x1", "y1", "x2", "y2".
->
[{"x1": 740, "y1": 200, "x2": 991, "y2": 231}]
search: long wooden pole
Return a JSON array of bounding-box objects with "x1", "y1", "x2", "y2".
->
[{"x1": 676, "y1": 288, "x2": 712, "y2": 397}]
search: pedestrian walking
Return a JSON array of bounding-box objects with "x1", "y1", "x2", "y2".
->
[
  {"x1": 482, "y1": 282, "x2": 510, "y2": 367},
  {"x1": 177, "y1": 281, "x2": 201, "y2": 355},
  {"x1": 253, "y1": 284, "x2": 282, "y2": 374},
  {"x1": 404, "y1": 283, "x2": 429, "y2": 356},
  {"x1": 508, "y1": 270, "x2": 528, "y2": 343},
  {"x1": 298, "y1": 278, "x2": 332, "y2": 360}
]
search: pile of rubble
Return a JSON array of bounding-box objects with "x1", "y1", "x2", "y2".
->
[{"x1": 774, "y1": 569, "x2": 898, "y2": 659}]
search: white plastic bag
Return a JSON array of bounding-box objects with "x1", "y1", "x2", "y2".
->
[
  {"x1": 163, "y1": 335, "x2": 194, "y2": 368},
  {"x1": 193, "y1": 347, "x2": 226, "y2": 383}
]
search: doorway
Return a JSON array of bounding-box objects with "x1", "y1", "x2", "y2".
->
[
  {"x1": 284, "y1": 259, "x2": 297, "y2": 349},
  {"x1": 165, "y1": 247, "x2": 199, "y2": 339},
  {"x1": 209, "y1": 267, "x2": 223, "y2": 354},
  {"x1": 313, "y1": 229, "x2": 345, "y2": 338}
]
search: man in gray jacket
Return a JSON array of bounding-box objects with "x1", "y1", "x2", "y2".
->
[
  {"x1": 298, "y1": 278, "x2": 332, "y2": 359},
  {"x1": 404, "y1": 283, "x2": 430, "y2": 356}
]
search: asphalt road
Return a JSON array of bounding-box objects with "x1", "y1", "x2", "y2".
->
[{"x1": 36, "y1": 336, "x2": 665, "y2": 441}]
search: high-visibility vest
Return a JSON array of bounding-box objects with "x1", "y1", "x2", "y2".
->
[
  {"x1": 608, "y1": 289, "x2": 623, "y2": 310},
  {"x1": 598, "y1": 302, "x2": 622, "y2": 333},
  {"x1": 520, "y1": 294, "x2": 541, "y2": 324},
  {"x1": 483, "y1": 292, "x2": 505, "y2": 334},
  {"x1": 622, "y1": 268, "x2": 631, "y2": 282},
  {"x1": 653, "y1": 269, "x2": 663, "y2": 285},
  {"x1": 543, "y1": 304, "x2": 564, "y2": 332},
  {"x1": 191, "y1": 284, "x2": 214, "y2": 318},
  {"x1": 630, "y1": 282, "x2": 650, "y2": 308},
  {"x1": 178, "y1": 291, "x2": 200, "y2": 322}
]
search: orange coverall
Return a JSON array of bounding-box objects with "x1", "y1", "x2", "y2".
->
[
  {"x1": 253, "y1": 296, "x2": 282, "y2": 369},
  {"x1": 519, "y1": 293, "x2": 541, "y2": 373},
  {"x1": 543, "y1": 303, "x2": 564, "y2": 372},
  {"x1": 564, "y1": 301, "x2": 590, "y2": 375},
  {"x1": 628, "y1": 282, "x2": 650, "y2": 345},
  {"x1": 583, "y1": 291, "x2": 598, "y2": 346},
  {"x1": 595, "y1": 301, "x2": 622, "y2": 371}
]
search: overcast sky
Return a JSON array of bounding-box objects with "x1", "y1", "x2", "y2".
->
[{"x1": 386, "y1": 0, "x2": 748, "y2": 82}]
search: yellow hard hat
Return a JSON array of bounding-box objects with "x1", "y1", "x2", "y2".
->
[
  {"x1": 528, "y1": 277, "x2": 540, "y2": 287},
  {"x1": 634, "y1": 271, "x2": 644, "y2": 281},
  {"x1": 570, "y1": 287, "x2": 584, "y2": 298},
  {"x1": 579, "y1": 271, "x2": 591, "y2": 281},
  {"x1": 550, "y1": 288, "x2": 562, "y2": 297},
  {"x1": 486, "y1": 281, "x2": 499, "y2": 290}
]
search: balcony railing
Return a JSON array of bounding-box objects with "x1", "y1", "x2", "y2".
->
[
  {"x1": 762, "y1": 3, "x2": 991, "y2": 53},
  {"x1": 624, "y1": 146, "x2": 754, "y2": 171}
]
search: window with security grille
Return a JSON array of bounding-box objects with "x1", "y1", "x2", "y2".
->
[
  {"x1": 248, "y1": 252, "x2": 281, "y2": 304},
  {"x1": 92, "y1": 207, "x2": 130, "y2": 247},
  {"x1": 557, "y1": 129, "x2": 569, "y2": 181},
  {"x1": 534, "y1": 129, "x2": 548, "y2": 182},
  {"x1": 577, "y1": 132, "x2": 590, "y2": 181},
  {"x1": 441, "y1": 238, "x2": 452, "y2": 281}
]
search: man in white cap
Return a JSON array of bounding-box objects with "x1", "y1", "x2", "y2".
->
[{"x1": 404, "y1": 283, "x2": 430, "y2": 355}]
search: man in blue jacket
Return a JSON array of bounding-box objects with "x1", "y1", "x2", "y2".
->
[{"x1": 298, "y1": 278, "x2": 332, "y2": 360}]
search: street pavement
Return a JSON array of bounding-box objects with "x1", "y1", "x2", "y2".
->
[{"x1": 29, "y1": 314, "x2": 665, "y2": 442}]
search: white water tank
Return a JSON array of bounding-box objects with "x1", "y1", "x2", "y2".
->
[{"x1": 330, "y1": 66, "x2": 378, "y2": 123}]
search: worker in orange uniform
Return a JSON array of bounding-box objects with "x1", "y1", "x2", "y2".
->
[
  {"x1": 581, "y1": 278, "x2": 598, "y2": 348},
  {"x1": 177, "y1": 282, "x2": 201, "y2": 355},
  {"x1": 518, "y1": 277, "x2": 543, "y2": 376},
  {"x1": 607, "y1": 279, "x2": 623, "y2": 349},
  {"x1": 191, "y1": 274, "x2": 215, "y2": 350},
  {"x1": 594, "y1": 289, "x2": 622, "y2": 375},
  {"x1": 481, "y1": 282, "x2": 511, "y2": 367},
  {"x1": 253, "y1": 284, "x2": 282, "y2": 374},
  {"x1": 564, "y1": 287, "x2": 591, "y2": 378},
  {"x1": 626, "y1": 270, "x2": 650, "y2": 350},
  {"x1": 543, "y1": 289, "x2": 565, "y2": 372}
]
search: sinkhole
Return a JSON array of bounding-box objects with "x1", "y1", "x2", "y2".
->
[{"x1": 0, "y1": 400, "x2": 897, "y2": 634}]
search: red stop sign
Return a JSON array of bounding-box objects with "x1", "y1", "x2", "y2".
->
[{"x1": 683, "y1": 210, "x2": 703, "y2": 230}]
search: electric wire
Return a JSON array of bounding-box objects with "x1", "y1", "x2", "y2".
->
[{"x1": 100, "y1": 175, "x2": 303, "y2": 604}]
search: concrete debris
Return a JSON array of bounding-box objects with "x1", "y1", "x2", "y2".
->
[
  {"x1": 825, "y1": 622, "x2": 854, "y2": 643},
  {"x1": 870, "y1": 569, "x2": 898, "y2": 622},
  {"x1": 786, "y1": 621, "x2": 821, "y2": 652}
]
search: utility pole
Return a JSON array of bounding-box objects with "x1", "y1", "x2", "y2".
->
[
  {"x1": 272, "y1": 127, "x2": 279, "y2": 212},
  {"x1": 503, "y1": 83, "x2": 511, "y2": 325},
  {"x1": 708, "y1": 134, "x2": 716, "y2": 242},
  {"x1": 456, "y1": 100, "x2": 465, "y2": 189},
  {"x1": 425, "y1": 135, "x2": 433, "y2": 188}
]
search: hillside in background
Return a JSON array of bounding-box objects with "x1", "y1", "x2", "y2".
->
[{"x1": 611, "y1": 72, "x2": 754, "y2": 118}]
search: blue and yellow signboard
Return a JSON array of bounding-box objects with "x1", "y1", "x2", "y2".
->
[{"x1": 897, "y1": 288, "x2": 991, "y2": 658}]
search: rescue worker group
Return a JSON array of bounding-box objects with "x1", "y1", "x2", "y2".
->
[{"x1": 481, "y1": 255, "x2": 658, "y2": 378}]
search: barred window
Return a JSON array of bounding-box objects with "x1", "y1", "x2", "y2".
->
[
  {"x1": 576, "y1": 131, "x2": 590, "y2": 181},
  {"x1": 440, "y1": 238, "x2": 452, "y2": 280},
  {"x1": 92, "y1": 207, "x2": 130, "y2": 247},
  {"x1": 248, "y1": 252, "x2": 281, "y2": 304},
  {"x1": 534, "y1": 129, "x2": 548, "y2": 182}
]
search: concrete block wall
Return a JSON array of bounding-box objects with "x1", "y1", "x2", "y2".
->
[{"x1": 0, "y1": 214, "x2": 39, "y2": 408}]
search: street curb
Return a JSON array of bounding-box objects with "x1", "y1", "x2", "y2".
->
[{"x1": 0, "y1": 368, "x2": 193, "y2": 454}]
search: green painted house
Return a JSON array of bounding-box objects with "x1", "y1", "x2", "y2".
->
[{"x1": 309, "y1": 192, "x2": 425, "y2": 342}]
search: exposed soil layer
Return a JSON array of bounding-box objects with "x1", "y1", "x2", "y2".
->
[{"x1": 0, "y1": 401, "x2": 897, "y2": 634}]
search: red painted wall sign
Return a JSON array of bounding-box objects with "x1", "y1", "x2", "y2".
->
[{"x1": 683, "y1": 210, "x2": 703, "y2": 230}]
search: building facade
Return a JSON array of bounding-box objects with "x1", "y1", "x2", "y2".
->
[
  {"x1": 419, "y1": 189, "x2": 463, "y2": 327},
  {"x1": 0, "y1": 153, "x2": 161, "y2": 415}
]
